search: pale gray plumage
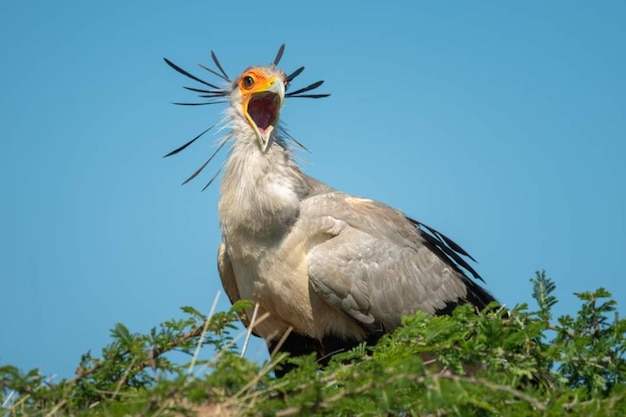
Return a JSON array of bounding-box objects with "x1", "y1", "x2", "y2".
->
[{"x1": 165, "y1": 45, "x2": 495, "y2": 376}]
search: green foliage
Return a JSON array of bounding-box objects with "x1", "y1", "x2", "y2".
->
[{"x1": 2, "y1": 272, "x2": 625, "y2": 416}]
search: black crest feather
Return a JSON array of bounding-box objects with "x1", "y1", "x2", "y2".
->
[{"x1": 164, "y1": 45, "x2": 330, "y2": 188}]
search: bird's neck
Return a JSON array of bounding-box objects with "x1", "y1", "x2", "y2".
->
[{"x1": 219, "y1": 135, "x2": 309, "y2": 247}]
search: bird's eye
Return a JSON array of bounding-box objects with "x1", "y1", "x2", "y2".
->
[{"x1": 241, "y1": 75, "x2": 255, "y2": 90}]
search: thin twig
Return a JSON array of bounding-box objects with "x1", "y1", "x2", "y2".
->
[
  {"x1": 1, "y1": 389, "x2": 16, "y2": 407},
  {"x1": 189, "y1": 291, "x2": 221, "y2": 375},
  {"x1": 43, "y1": 399, "x2": 67, "y2": 417},
  {"x1": 241, "y1": 303, "x2": 260, "y2": 358},
  {"x1": 113, "y1": 358, "x2": 137, "y2": 399}
]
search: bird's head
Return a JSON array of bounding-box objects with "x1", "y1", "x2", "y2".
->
[
  {"x1": 163, "y1": 45, "x2": 329, "y2": 189},
  {"x1": 230, "y1": 65, "x2": 286, "y2": 152}
]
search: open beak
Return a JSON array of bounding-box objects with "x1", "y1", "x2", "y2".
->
[{"x1": 243, "y1": 79, "x2": 285, "y2": 152}]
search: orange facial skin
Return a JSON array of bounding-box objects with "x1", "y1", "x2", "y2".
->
[
  {"x1": 238, "y1": 68, "x2": 286, "y2": 151},
  {"x1": 237, "y1": 68, "x2": 286, "y2": 95}
]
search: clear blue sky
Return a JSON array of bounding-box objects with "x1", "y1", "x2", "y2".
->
[{"x1": 1, "y1": 1, "x2": 625, "y2": 380}]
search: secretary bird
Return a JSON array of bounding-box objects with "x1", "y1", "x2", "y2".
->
[{"x1": 164, "y1": 45, "x2": 495, "y2": 376}]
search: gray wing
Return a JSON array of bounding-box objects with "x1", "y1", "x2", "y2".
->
[
  {"x1": 217, "y1": 242, "x2": 241, "y2": 305},
  {"x1": 218, "y1": 241, "x2": 262, "y2": 333},
  {"x1": 302, "y1": 192, "x2": 494, "y2": 332}
]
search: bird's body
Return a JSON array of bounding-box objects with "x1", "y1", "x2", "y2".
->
[{"x1": 165, "y1": 46, "x2": 495, "y2": 375}]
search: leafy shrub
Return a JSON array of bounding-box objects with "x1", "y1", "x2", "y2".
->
[{"x1": 2, "y1": 272, "x2": 625, "y2": 416}]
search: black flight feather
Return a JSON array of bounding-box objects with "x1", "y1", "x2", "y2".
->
[
  {"x1": 419, "y1": 222, "x2": 477, "y2": 262},
  {"x1": 407, "y1": 217, "x2": 483, "y2": 282}
]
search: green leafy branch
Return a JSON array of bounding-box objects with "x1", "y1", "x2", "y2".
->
[
  {"x1": 1, "y1": 300, "x2": 251, "y2": 415},
  {"x1": 2, "y1": 274, "x2": 625, "y2": 417}
]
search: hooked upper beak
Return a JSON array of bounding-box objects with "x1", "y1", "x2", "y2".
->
[{"x1": 242, "y1": 78, "x2": 285, "y2": 152}]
